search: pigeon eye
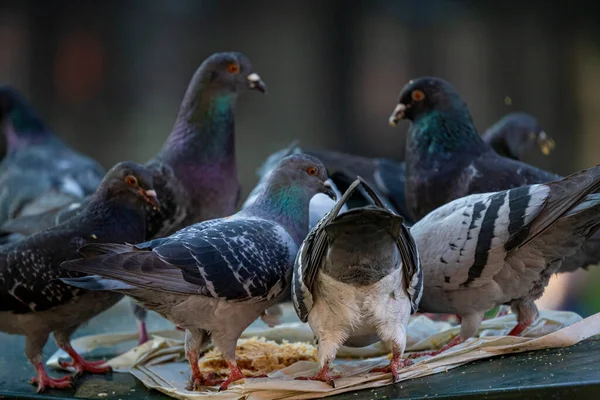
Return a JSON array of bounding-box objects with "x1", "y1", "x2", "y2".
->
[
  {"x1": 306, "y1": 167, "x2": 318, "y2": 176},
  {"x1": 411, "y1": 90, "x2": 425, "y2": 102},
  {"x1": 126, "y1": 176, "x2": 138, "y2": 186},
  {"x1": 227, "y1": 63, "x2": 240, "y2": 74}
]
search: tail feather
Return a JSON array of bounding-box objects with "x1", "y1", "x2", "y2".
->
[
  {"x1": 77, "y1": 243, "x2": 136, "y2": 258},
  {"x1": 517, "y1": 164, "x2": 600, "y2": 250}
]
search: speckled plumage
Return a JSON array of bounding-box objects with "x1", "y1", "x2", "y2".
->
[
  {"x1": 0, "y1": 87, "x2": 105, "y2": 231},
  {"x1": 0, "y1": 53, "x2": 267, "y2": 343},
  {"x1": 292, "y1": 178, "x2": 422, "y2": 385},
  {"x1": 0, "y1": 161, "x2": 155, "y2": 392},
  {"x1": 60, "y1": 154, "x2": 334, "y2": 391},
  {"x1": 411, "y1": 165, "x2": 600, "y2": 354}
]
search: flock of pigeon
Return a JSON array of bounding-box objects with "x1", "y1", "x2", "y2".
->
[{"x1": 0, "y1": 51, "x2": 597, "y2": 394}]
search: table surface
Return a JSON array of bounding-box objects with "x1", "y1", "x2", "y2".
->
[{"x1": 1, "y1": 300, "x2": 599, "y2": 400}]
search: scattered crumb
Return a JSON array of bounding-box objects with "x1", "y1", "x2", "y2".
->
[{"x1": 97, "y1": 393, "x2": 108, "y2": 397}]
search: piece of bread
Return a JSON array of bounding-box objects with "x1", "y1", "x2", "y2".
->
[{"x1": 198, "y1": 337, "x2": 317, "y2": 378}]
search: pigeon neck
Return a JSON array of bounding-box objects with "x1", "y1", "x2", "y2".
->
[
  {"x1": 160, "y1": 85, "x2": 238, "y2": 167},
  {"x1": 483, "y1": 123, "x2": 521, "y2": 160},
  {"x1": 246, "y1": 183, "x2": 310, "y2": 245},
  {"x1": 409, "y1": 109, "x2": 488, "y2": 156},
  {"x1": 3, "y1": 106, "x2": 53, "y2": 152}
]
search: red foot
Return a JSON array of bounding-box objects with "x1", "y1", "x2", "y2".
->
[
  {"x1": 29, "y1": 363, "x2": 73, "y2": 392},
  {"x1": 370, "y1": 357, "x2": 413, "y2": 383},
  {"x1": 507, "y1": 321, "x2": 531, "y2": 336},
  {"x1": 408, "y1": 336, "x2": 465, "y2": 359},
  {"x1": 186, "y1": 349, "x2": 217, "y2": 390},
  {"x1": 58, "y1": 344, "x2": 111, "y2": 376},
  {"x1": 295, "y1": 363, "x2": 339, "y2": 388},
  {"x1": 218, "y1": 361, "x2": 246, "y2": 391},
  {"x1": 137, "y1": 320, "x2": 149, "y2": 345}
]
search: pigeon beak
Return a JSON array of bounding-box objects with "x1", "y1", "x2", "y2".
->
[
  {"x1": 537, "y1": 131, "x2": 555, "y2": 156},
  {"x1": 247, "y1": 73, "x2": 267, "y2": 94},
  {"x1": 323, "y1": 180, "x2": 337, "y2": 200},
  {"x1": 140, "y1": 189, "x2": 160, "y2": 210},
  {"x1": 389, "y1": 103, "x2": 406, "y2": 126}
]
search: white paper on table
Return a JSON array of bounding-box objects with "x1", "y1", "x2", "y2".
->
[{"x1": 46, "y1": 308, "x2": 598, "y2": 400}]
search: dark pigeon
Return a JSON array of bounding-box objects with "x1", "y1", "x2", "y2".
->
[
  {"x1": 60, "y1": 154, "x2": 335, "y2": 391},
  {"x1": 388, "y1": 77, "x2": 561, "y2": 221},
  {"x1": 0, "y1": 86, "x2": 105, "y2": 228},
  {"x1": 0, "y1": 161, "x2": 157, "y2": 392},
  {"x1": 0, "y1": 52, "x2": 267, "y2": 343},
  {"x1": 409, "y1": 165, "x2": 600, "y2": 357},
  {"x1": 292, "y1": 178, "x2": 422, "y2": 386},
  {"x1": 482, "y1": 112, "x2": 555, "y2": 160}
]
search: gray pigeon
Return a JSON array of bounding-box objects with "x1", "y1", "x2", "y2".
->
[
  {"x1": 409, "y1": 164, "x2": 600, "y2": 357},
  {"x1": 1, "y1": 52, "x2": 267, "y2": 344},
  {"x1": 481, "y1": 112, "x2": 555, "y2": 160},
  {"x1": 0, "y1": 162, "x2": 158, "y2": 392},
  {"x1": 292, "y1": 178, "x2": 422, "y2": 386},
  {"x1": 0, "y1": 86, "x2": 105, "y2": 226},
  {"x1": 60, "y1": 154, "x2": 335, "y2": 391}
]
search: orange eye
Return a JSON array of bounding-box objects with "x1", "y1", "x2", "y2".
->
[
  {"x1": 411, "y1": 89, "x2": 425, "y2": 102},
  {"x1": 126, "y1": 176, "x2": 138, "y2": 186},
  {"x1": 306, "y1": 167, "x2": 318, "y2": 176},
  {"x1": 227, "y1": 63, "x2": 240, "y2": 74}
]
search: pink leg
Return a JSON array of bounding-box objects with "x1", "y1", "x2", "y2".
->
[
  {"x1": 370, "y1": 350, "x2": 413, "y2": 383},
  {"x1": 29, "y1": 362, "x2": 73, "y2": 392},
  {"x1": 508, "y1": 301, "x2": 537, "y2": 337},
  {"x1": 137, "y1": 320, "x2": 149, "y2": 345},
  {"x1": 218, "y1": 361, "x2": 246, "y2": 391},
  {"x1": 185, "y1": 346, "x2": 226, "y2": 390},
  {"x1": 295, "y1": 360, "x2": 339, "y2": 387},
  {"x1": 507, "y1": 320, "x2": 532, "y2": 336},
  {"x1": 408, "y1": 336, "x2": 465, "y2": 359},
  {"x1": 58, "y1": 343, "x2": 111, "y2": 376}
]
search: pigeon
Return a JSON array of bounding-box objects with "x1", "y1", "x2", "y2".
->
[
  {"x1": 388, "y1": 77, "x2": 600, "y2": 274},
  {"x1": 408, "y1": 164, "x2": 600, "y2": 357},
  {"x1": 60, "y1": 154, "x2": 336, "y2": 391},
  {"x1": 257, "y1": 112, "x2": 553, "y2": 228},
  {"x1": 241, "y1": 140, "x2": 347, "y2": 229},
  {"x1": 292, "y1": 178, "x2": 422, "y2": 386},
  {"x1": 0, "y1": 86, "x2": 105, "y2": 226},
  {"x1": 388, "y1": 77, "x2": 562, "y2": 222},
  {"x1": 0, "y1": 161, "x2": 158, "y2": 392},
  {"x1": 1, "y1": 52, "x2": 267, "y2": 343},
  {"x1": 481, "y1": 112, "x2": 555, "y2": 160}
]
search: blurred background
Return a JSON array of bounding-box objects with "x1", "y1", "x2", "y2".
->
[{"x1": 0, "y1": 0, "x2": 599, "y2": 316}]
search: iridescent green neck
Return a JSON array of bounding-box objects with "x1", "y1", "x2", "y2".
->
[
  {"x1": 248, "y1": 183, "x2": 310, "y2": 245},
  {"x1": 411, "y1": 109, "x2": 487, "y2": 155}
]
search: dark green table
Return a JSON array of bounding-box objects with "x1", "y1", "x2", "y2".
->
[{"x1": 1, "y1": 301, "x2": 599, "y2": 400}]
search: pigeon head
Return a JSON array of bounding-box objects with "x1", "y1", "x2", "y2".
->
[
  {"x1": 195, "y1": 52, "x2": 267, "y2": 95},
  {"x1": 269, "y1": 154, "x2": 336, "y2": 201},
  {"x1": 485, "y1": 112, "x2": 555, "y2": 159},
  {"x1": 246, "y1": 154, "x2": 335, "y2": 241},
  {"x1": 389, "y1": 77, "x2": 469, "y2": 125},
  {"x1": 97, "y1": 162, "x2": 160, "y2": 210},
  {"x1": 0, "y1": 86, "x2": 48, "y2": 141}
]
